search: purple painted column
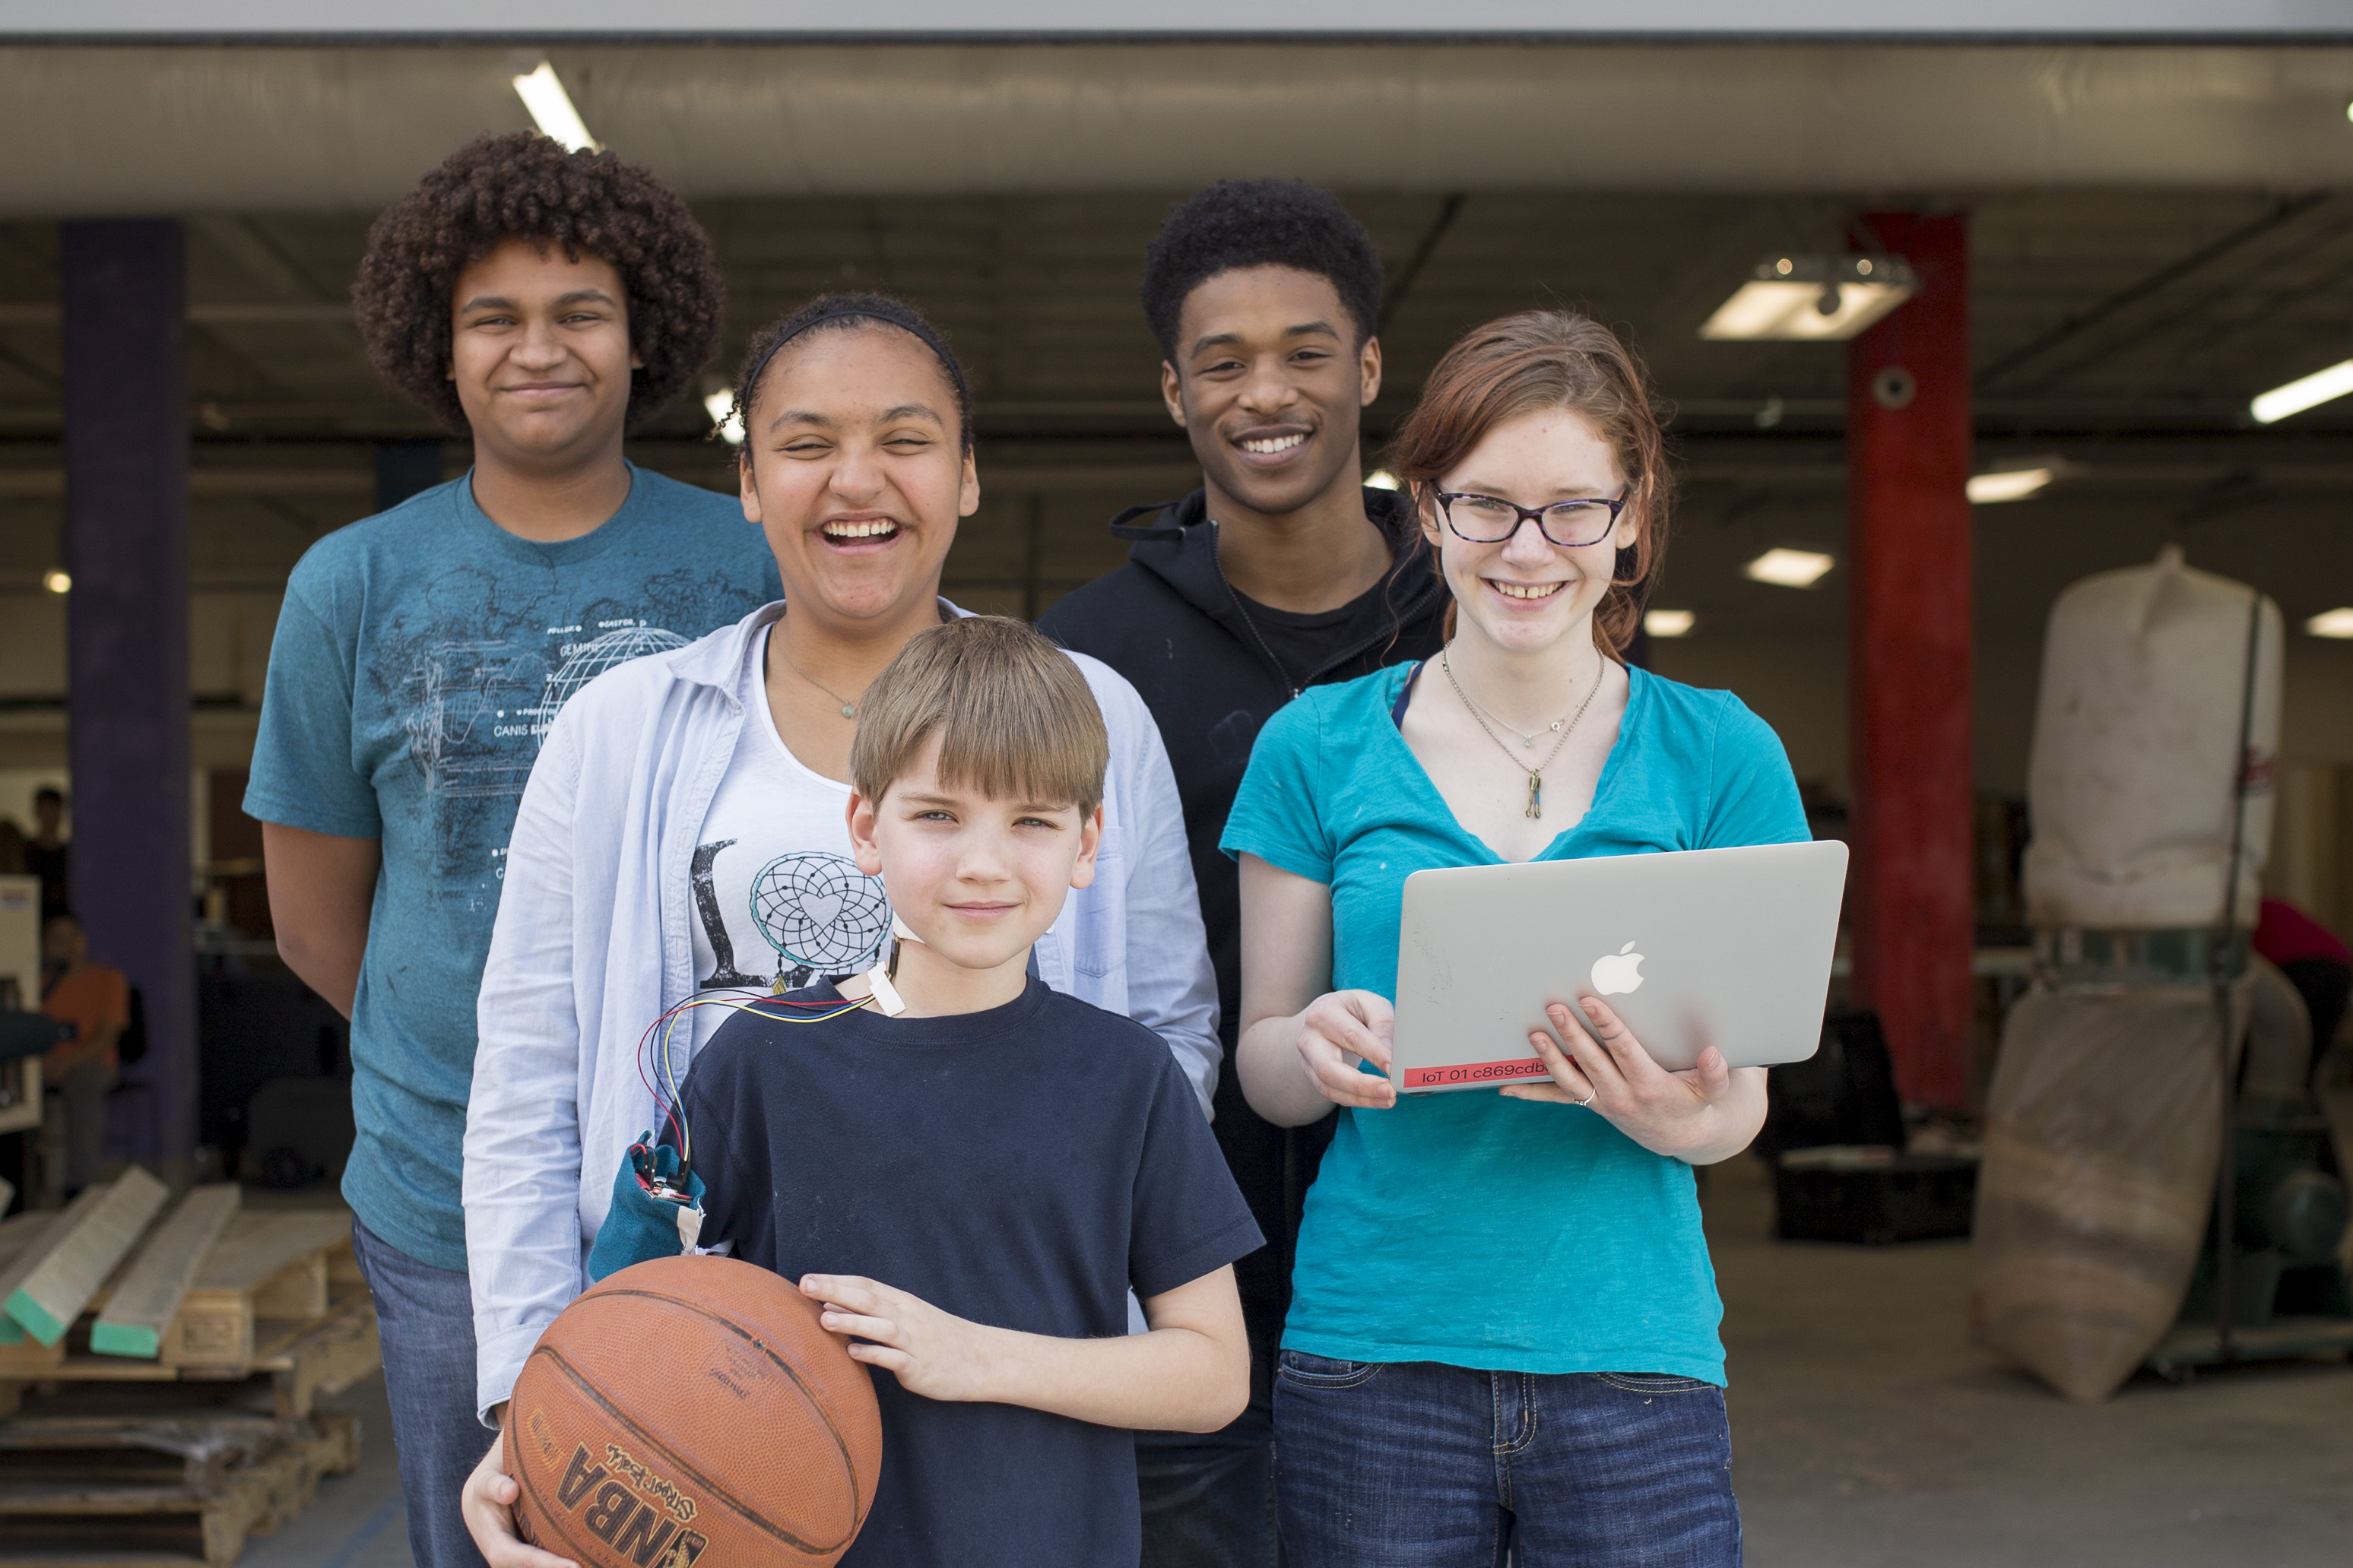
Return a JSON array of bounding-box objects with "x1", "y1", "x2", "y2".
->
[{"x1": 62, "y1": 220, "x2": 192, "y2": 1171}]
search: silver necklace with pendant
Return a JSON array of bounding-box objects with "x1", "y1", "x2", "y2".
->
[{"x1": 1440, "y1": 647, "x2": 1602, "y2": 819}]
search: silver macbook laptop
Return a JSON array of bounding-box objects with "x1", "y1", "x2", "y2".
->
[{"x1": 1391, "y1": 841, "x2": 1847, "y2": 1092}]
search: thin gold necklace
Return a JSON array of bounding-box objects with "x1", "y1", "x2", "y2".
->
[
  {"x1": 1440, "y1": 647, "x2": 1601, "y2": 819},
  {"x1": 772, "y1": 632, "x2": 864, "y2": 721}
]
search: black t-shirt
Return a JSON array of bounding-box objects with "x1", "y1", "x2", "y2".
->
[
  {"x1": 1226, "y1": 588, "x2": 1385, "y2": 701},
  {"x1": 681, "y1": 977, "x2": 1263, "y2": 1568},
  {"x1": 23, "y1": 841, "x2": 66, "y2": 920}
]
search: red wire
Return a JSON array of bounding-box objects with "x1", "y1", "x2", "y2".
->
[{"x1": 630, "y1": 985, "x2": 872, "y2": 1156}]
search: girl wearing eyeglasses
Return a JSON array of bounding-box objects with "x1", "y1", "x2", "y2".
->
[{"x1": 1227, "y1": 311, "x2": 1805, "y2": 1566}]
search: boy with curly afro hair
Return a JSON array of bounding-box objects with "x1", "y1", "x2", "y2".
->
[{"x1": 244, "y1": 131, "x2": 779, "y2": 1568}]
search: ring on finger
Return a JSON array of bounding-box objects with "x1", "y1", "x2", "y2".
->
[{"x1": 1574, "y1": 1090, "x2": 1596, "y2": 1107}]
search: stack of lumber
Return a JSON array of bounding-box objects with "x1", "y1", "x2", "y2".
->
[
  {"x1": 0, "y1": 1171, "x2": 379, "y2": 1420},
  {"x1": 0, "y1": 1409, "x2": 360, "y2": 1566}
]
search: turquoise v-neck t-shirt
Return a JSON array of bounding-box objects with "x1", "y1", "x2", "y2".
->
[{"x1": 1220, "y1": 661, "x2": 1807, "y2": 1383}]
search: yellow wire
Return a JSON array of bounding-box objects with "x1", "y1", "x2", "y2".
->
[{"x1": 649, "y1": 991, "x2": 874, "y2": 1169}]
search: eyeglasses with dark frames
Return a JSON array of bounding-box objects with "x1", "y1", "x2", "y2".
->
[{"x1": 1435, "y1": 489, "x2": 1630, "y2": 549}]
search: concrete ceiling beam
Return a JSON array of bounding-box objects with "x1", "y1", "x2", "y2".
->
[{"x1": 1, "y1": 44, "x2": 2351, "y2": 212}]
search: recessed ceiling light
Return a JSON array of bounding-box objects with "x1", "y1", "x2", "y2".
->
[
  {"x1": 1743, "y1": 548, "x2": 1835, "y2": 588},
  {"x1": 1644, "y1": 609, "x2": 1695, "y2": 638},
  {"x1": 2252, "y1": 359, "x2": 2353, "y2": 424},
  {"x1": 40, "y1": 569, "x2": 69, "y2": 595},
  {"x1": 1700, "y1": 255, "x2": 1917, "y2": 342},
  {"x1": 2307, "y1": 607, "x2": 2353, "y2": 639},
  {"x1": 703, "y1": 390, "x2": 744, "y2": 445},
  {"x1": 1364, "y1": 470, "x2": 1400, "y2": 491},
  {"x1": 513, "y1": 61, "x2": 600, "y2": 154},
  {"x1": 1967, "y1": 467, "x2": 2056, "y2": 504}
]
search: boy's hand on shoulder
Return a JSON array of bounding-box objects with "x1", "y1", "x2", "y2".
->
[{"x1": 801, "y1": 1275, "x2": 1003, "y2": 1404}]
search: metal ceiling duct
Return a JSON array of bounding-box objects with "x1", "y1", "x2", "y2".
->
[{"x1": 0, "y1": 44, "x2": 2348, "y2": 212}]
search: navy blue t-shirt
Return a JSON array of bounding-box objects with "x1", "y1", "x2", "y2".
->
[{"x1": 682, "y1": 977, "x2": 1262, "y2": 1568}]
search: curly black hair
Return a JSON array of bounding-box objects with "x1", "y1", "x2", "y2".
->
[
  {"x1": 1140, "y1": 180, "x2": 1385, "y2": 363},
  {"x1": 353, "y1": 132, "x2": 724, "y2": 436},
  {"x1": 728, "y1": 292, "x2": 974, "y2": 455}
]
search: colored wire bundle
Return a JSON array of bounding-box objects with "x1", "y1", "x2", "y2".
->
[{"x1": 636, "y1": 987, "x2": 873, "y2": 1170}]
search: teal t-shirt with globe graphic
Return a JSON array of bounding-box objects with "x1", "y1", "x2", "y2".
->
[{"x1": 246, "y1": 466, "x2": 779, "y2": 1272}]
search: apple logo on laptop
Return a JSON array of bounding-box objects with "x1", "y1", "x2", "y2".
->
[{"x1": 1590, "y1": 941, "x2": 1645, "y2": 996}]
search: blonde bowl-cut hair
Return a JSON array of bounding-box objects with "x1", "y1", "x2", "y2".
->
[
  {"x1": 850, "y1": 617, "x2": 1109, "y2": 816},
  {"x1": 1387, "y1": 309, "x2": 1670, "y2": 657}
]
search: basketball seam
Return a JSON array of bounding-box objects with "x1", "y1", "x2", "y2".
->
[
  {"x1": 588, "y1": 1285, "x2": 871, "y2": 1521},
  {"x1": 536, "y1": 1345, "x2": 844, "y2": 1556},
  {"x1": 530, "y1": 1332, "x2": 861, "y2": 1555}
]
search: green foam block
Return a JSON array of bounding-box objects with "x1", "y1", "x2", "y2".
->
[
  {"x1": 0, "y1": 1314, "x2": 22, "y2": 1344},
  {"x1": 89, "y1": 1321, "x2": 161, "y2": 1358},
  {"x1": 5, "y1": 1286, "x2": 66, "y2": 1347}
]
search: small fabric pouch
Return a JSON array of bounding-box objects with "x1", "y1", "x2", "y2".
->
[{"x1": 585, "y1": 1132, "x2": 707, "y2": 1282}]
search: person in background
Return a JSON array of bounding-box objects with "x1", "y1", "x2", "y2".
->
[
  {"x1": 40, "y1": 912, "x2": 126, "y2": 1198},
  {"x1": 1038, "y1": 179, "x2": 1446, "y2": 1565},
  {"x1": 1230, "y1": 310, "x2": 1796, "y2": 1566},
  {"x1": 244, "y1": 132, "x2": 779, "y2": 1568},
  {"x1": 24, "y1": 786, "x2": 67, "y2": 920},
  {"x1": 2253, "y1": 895, "x2": 2351, "y2": 1092}
]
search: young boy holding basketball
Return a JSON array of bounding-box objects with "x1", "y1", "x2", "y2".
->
[{"x1": 468, "y1": 616, "x2": 1257, "y2": 1568}]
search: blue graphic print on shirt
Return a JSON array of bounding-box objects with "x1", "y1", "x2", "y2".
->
[{"x1": 245, "y1": 465, "x2": 782, "y2": 1272}]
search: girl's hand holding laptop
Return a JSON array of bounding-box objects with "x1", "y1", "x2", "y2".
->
[
  {"x1": 1278, "y1": 983, "x2": 1768, "y2": 1167},
  {"x1": 1286, "y1": 990, "x2": 1402, "y2": 1111},
  {"x1": 1501, "y1": 995, "x2": 1765, "y2": 1163}
]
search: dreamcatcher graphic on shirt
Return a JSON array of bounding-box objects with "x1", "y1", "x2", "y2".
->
[{"x1": 747, "y1": 851, "x2": 892, "y2": 990}]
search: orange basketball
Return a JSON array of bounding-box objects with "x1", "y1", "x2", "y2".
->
[{"x1": 504, "y1": 1254, "x2": 882, "y2": 1568}]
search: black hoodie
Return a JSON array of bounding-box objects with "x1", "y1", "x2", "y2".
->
[{"x1": 1038, "y1": 487, "x2": 1447, "y2": 1375}]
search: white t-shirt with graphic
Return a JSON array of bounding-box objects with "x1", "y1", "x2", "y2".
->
[{"x1": 683, "y1": 627, "x2": 893, "y2": 1054}]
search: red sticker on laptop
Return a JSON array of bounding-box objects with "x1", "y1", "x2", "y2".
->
[{"x1": 1400, "y1": 1057, "x2": 1552, "y2": 1089}]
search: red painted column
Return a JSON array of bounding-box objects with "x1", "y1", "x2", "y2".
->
[{"x1": 1847, "y1": 212, "x2": 1974, "y2": 1110}]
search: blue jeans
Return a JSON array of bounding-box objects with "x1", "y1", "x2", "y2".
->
[
  {"x1": 350, "y1": 1218, "x2": 492, "y2": 1568},
  {"x1": 1137, "y1": 1397, "x2": 1282, "y2": 1568},
  {"x1": 1273, "y1": 1353, "x2": 1740, "y2": 1568}
]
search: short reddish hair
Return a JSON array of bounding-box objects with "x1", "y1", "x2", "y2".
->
[{"x1": 1387, "y1": 310, "x2": 1670, "y2": 657}]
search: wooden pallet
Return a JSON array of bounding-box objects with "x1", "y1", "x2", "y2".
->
[
  {"x1": 0, "y1": 1410, "x2": 359, "y2": 1567},
  {"x1": 0, "y1": 1208, "x2": 378, "y2": 1420},
  {"x1": 21, "y1": 1290, "x2": 384, "y2": 1421}
]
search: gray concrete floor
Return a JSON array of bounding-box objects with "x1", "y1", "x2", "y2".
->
[
  {"x1": 237, "y1": 1370, "x2": 411, "y2": 1568},
  {"x1": 208, "y1": 1161, "x2": 2352, "y2": 1568},
  {"x1": 1710, "y1": 1156, "x2": 2353, "y2": 1568}
]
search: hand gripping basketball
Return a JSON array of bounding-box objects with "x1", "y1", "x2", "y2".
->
[{"x1": 495, "y1": 1256, "x2": 883, "y2": 1568}]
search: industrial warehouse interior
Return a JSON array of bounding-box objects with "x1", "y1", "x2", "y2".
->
[{"x1": 0, "y1": 18, "x2": 2349, "y2": 1568}]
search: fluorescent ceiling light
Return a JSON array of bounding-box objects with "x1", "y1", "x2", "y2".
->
[
  {"x1": 2307, "y1": 607, "x2": 2353, "y2": 639},
  {"x1": 704, "y1": 390, "x2": 744, "y2": 445},
  {"x1": 513, "y1": 62, "x2": 599, "y2": 154},
  {"x1": 2251, "y1": 359, "x2": 2353, "y2": 425},
  {"x1": 1644, "y1": 609, "x2": 1695, "y2": 638},
  {"x1": 1967, "y1": 467, "x2": 2056, "y2": 504},
  {"x1": 1700, "y1": 255, "x2": 1916, "y2": 342},
  {"x1": 1743, "y1": 548, "x2": 1835, "y2": 588},
  {"x1": 40, "y1": 569, "x2": 69, "y2": 595},
  {"x1": 1364, "y1": 469, "x2": 1400, "y2": 490}
]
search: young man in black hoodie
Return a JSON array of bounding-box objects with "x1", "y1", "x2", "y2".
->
[{"x1": 1039, "y1": 180, "x2": 1447, "y2": 1567}]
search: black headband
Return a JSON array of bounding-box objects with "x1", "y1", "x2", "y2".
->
[{"x1": 737, "y1": 307, "x2": 970, "y2": 433}]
